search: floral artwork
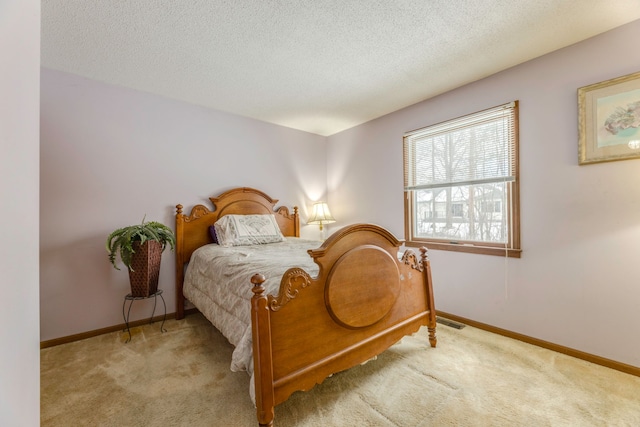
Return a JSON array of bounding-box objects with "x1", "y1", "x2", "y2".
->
[
  {"x1": 599, "y1": 90, "x2": 640, "y2": 147},
  {"x1": 579, "y1": 71, "x2": 640, "y2": 164}
]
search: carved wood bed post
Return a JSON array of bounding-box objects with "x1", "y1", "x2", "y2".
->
[
  {"x1": 293, "y1": 206, "x2": 299, "y2": 237},
  {"x1": 420, "y1": 246, "x2": 437, "y2": 347},
  {"x1": 175, "y1": 204, "x2": 185, "y2": 320},
  {"x1": 251, "y1": 273, "x2": 276, "y2": 427}
]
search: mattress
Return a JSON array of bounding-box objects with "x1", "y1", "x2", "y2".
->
[{"x1": 183, "y1": 237, "x2": 320, "y2": 376}]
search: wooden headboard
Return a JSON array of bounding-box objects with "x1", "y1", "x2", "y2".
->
[{"x1": 174, "y1": 187, "x2": 299, "y2": 319}]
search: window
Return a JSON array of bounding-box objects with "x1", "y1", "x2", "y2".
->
[
  {"x1": 451, "y1": 203, "x2": 464, "y2": 218},
  {"x1": 403, "y1": 101, "x2": 521, "y2": 257}
]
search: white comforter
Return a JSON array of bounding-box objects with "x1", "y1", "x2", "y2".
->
[{"x1": 183, "y1": 238, "x2": 320, "y2": 377}]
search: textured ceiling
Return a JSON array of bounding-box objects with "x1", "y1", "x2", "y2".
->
[{"x1": 41, "y1": 1, "x2": 640, "y2": 136}]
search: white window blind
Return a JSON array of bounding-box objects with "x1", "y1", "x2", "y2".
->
[{"x1": 404, "y1": 101, "x2": 517, "y2": 191}]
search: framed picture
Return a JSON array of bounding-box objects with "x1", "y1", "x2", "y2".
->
[{"x1": 578, "y1": 71, "x2": 640, "y2": 165}]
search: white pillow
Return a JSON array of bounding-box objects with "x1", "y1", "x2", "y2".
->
[{"x1": 214, "y1": 214, "x2": 285, "y2": 247}]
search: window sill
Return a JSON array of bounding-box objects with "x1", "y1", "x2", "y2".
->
[{"x1": 405, "y1": 241, "x2": 521, "y2": 258}]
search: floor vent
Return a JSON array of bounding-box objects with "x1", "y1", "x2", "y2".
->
[{"x1": 436, "y1": 317, "x2": 466, "y2": 330}]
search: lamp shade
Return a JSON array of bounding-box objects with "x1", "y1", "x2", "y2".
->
[{"x1": 308, "y1": 202, "x2": 336, "y2": 226}]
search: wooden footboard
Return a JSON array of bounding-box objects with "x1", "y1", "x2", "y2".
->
[{"x1": 250, "y1": 223, "x2": 436, "y2": 427}]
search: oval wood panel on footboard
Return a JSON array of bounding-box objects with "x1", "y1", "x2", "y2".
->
[{"x1": 250, "y1": 223, "x2": 436, "y2": 427}]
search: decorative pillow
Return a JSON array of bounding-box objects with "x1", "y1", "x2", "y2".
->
[
  {"x1": 214, "y1": 214, "x2": 285, "y2": 247},
  {"x1": 208, "y1": 225, "x2": 219, "y2": 244}
]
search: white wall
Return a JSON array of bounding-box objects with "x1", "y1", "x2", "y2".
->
[
  {"x1": 0, "y1": 0, "x2": 41, "y2": 424},
  {"x1": 40, "y1": 70, "x2": 327, "y2": 341},
  {"x1": 327, "y1": 20, "x2": 640, "y2": 368}
]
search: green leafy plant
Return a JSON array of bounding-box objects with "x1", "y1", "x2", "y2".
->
[{"x1": 106, "y1": 218, "x2": 176, "y2": 271}]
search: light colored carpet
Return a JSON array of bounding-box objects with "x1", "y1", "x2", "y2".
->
[{"x1": 41, "y1": 313, "x2": 640, "y2": 426}]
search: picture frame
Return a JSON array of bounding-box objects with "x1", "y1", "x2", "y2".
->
[{"x1": 578, "y1": 70, "x2": 640, "y2": 165}]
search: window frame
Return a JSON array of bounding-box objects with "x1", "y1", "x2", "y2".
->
[{"x1": 403, "y1": 101, "x2": 521, "y2": 258}]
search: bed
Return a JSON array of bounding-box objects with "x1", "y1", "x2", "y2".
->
[{"x1": 175, "y1": 187, "x2": 437, "y2": 427}]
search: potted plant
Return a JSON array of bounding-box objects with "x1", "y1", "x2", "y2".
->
[{"x1": 106, "y1": 218, "x2": 176, "y2": 297}]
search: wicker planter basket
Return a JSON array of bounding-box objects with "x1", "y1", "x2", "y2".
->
[{"x1": 128, "y1": 240, "x2": 162, "y2": 297}]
